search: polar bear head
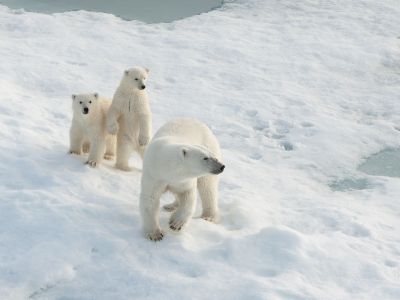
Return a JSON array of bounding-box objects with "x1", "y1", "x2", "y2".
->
[
  {"x1": 177, "y1": 144, "x2": 225, "y2": 178},
  {"x1": 122, "y1": 66, "x2": 149, "y2": 91},
  {"x1": 71, "y1": 93, "x2": 99, "y2": 116}
]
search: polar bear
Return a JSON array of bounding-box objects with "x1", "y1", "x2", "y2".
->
[
  {"x1": 140, "y1": 118, "x2": 225, "y2": 241},
  {"x1": 107, "y1": 67, "x2": 152, "y2": 171},
  {"x1": 69, "y1": 93, "x2": 116, "y2": 167}
]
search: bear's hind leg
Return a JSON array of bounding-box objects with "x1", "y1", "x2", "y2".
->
[
  {"x1": 86, "y1": 137, "x2": 106, "y2": 168},
  {"x1": 69, "y1": 124, "x2": 84, "y2": 155},
  {"x1": 82, "y1": 140, "x2": 90, "y2": 153},
  {"x1": 104, "y1": 135, "x2": 116, "y2": 160},
  {"x1": 169, "y1": 188, "x2": 196, "y2": 231},
  {"x1": 163, "y1": 198, "x2": 179, "y2": 212},
  {"x1": 115, "y1": 135, "x2": 133, "y2": 171},
  {"x1": 198, "y1": 175, "x2": 219, "y2": 223}
]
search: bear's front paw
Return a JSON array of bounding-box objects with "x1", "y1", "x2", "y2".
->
[
  {"x1": 138, "y1": 135, "x2": 150, "y2": 146},
  {"x1": 82, "y1": 144, "x2": 90, "y2": 153},
  {"x1": 169, "y1": 214, "x2": 188, "y2": 231},
  {"x1": 85, "y1": 160, "x2": 98, "y2": 168},
  {"x1": 115, "y1": 163, "x2": 132, "y2": 172},
  {"x1": 201, "y1": 212, "x2": 219, "y2": 223},
  {"x1": 163, "y1": 202, "x2": 178, "y2": 212},
  {"x1": 103, "y1": 154, "x2": 114, "y2": 160},
  {"x1": 107, "y1": 123, "x2": 119, "y2": 135},
  {"x1": 69, "y1": 150, "x2": 81, "y2": 155},
  {"x1": 147, "y1": 229, "x2": 164, "y2": 242}
]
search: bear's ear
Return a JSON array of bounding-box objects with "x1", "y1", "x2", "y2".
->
[
  {"x1": 93, "y1": 93, "x2": 99, "y2": 99},
  {"x1": 124, "y1": 70, "x2": 129, "y2": 75},
  {"x1": 145, "y1": 68, "x2": 150, "y2": 74},
  {"x1": 71, "y1": 94, "x2": 76, "y2": 100}
]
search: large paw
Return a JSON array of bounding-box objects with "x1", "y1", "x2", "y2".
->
[
  {"x1": 107, "y1": 123, "x2": 119, "y2": 135},
  {"x1": 147, "y1": 229, "x2": 164, "y2": 242},
  {"x1": 163, "y1": 202, "x2": 178, "y2": 212},
  {"x1": 115, "y1": 163, "x2": 132, "y2": 171},
  {"x1": 82, "y1": 143, "x2": 90, "y2": 153},
  {"x1": 163, "y1": 202, "x2": 178, "y2": 211},
  {"x1": 69, "y1": 150, "x2": 81, "y2": 155},
  {"x1": 138, "y1": 134, "x2": 150, "y2": 146},
  {"x1": 85, "y1": 160, "x2": 98, "y2": 168},
  {"x1": 201, "y1": 212, "x2": 218, "y2": 223},
  {"x1": 169, "y1": 213, "x2": 188, "y2": 231},
  {"x1": 103, "y1": 154, "x2": 114, "y2": 160}
]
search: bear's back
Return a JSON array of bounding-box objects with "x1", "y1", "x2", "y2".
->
[{"x1": 153, "y1": 118, "x2": 220, "y2": 159}]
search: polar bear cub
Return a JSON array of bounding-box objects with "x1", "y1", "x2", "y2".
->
[
  {"x1": 140, "y1": 118, "x2": 225, "y2": 241},
  {"x1": 107, "y1": 67, "x2": 152, "y2": 171},
  {"x1": 69, "y1": 93, "x2": 116, "y2": 167}
]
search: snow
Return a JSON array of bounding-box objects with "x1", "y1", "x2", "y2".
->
[{"x1": 1, "y1": 0, "x2": 400, "y2": 299}]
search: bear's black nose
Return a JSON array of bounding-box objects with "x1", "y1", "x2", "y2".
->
[
  {"x1": 141, "y1": 85, "x2": 146, "y2": 90},
  {"x1": 211, "y1": 164, "x2": 225, "y2": 175},
  {"x1": 83, "y1": 107, "x2": 89, "y2": 114}
]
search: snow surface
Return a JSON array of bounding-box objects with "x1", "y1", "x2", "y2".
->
[{"x1": 1, "y1": 0, "x2": 400, "y2": 299}]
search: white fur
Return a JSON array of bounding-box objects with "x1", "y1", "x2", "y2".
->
[
  {"x1": 140, "y1": 118, "x2": 224, "y2": 241},
  {"x1": 107, "y1": 67, "x2": 152, "y2": 171},
  {"x1": 69, "y1": 93, "x2": 116, "y2": 167}
]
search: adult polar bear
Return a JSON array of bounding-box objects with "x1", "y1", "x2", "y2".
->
[
  {"x1": 140, "y1": 118, "x2": 225, "y2": 241},
  {"x1": 69, "y1": 93, "x2": 116, "y2": 167},
  {"x1": 107, "y1": 67, "x2": 152, "y2": 171}
]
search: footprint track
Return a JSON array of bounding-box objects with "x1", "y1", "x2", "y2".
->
[
  {"x1": 243, "y1": 109, "x2": 317, "y2": 156},
  {"x1": 244, "y1": 110, "x2": 296, "y2": 152}
]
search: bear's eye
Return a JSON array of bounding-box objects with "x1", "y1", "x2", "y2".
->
[
  {"x1": 89, "y1": 101, "x2": 92, "y2": 104},
  {"x1": 135, "y1": 78, "x2": 139, "y2": 81},
  {"x1": 79, "y1": 101, "x2": 82, "y2": 104},
  {"x1": 204, "y1": 157, "x2": 209, "y2": 161}
]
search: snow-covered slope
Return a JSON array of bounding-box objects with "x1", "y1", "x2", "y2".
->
[{"x1": 1, "y1": 1, "x2": 400, "y2": 299}]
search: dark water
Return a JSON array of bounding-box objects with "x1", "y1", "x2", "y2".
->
[
  {"x1": 329, "y1": 148, "x2": 399, "y2": 191},
  {"x1": 0, "y1": 0, "x2": 223, "y2": 23},
  {"x1": 358, "y1": 148, "x2": 400, "y2": 178},
  {"x1": 329, "y1": 178, "x2": 371, "y2": 191}
]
